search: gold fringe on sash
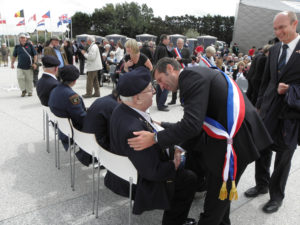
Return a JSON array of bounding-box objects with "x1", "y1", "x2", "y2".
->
[
  {"x1": 219, "y1": 181, "x2": 228, "y2": 200},
  {"x1": 229, "y1": 180, "x2": 238, "y2": 201}
]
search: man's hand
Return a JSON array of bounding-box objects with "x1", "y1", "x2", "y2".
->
[
  {"x1": 11, "y1": 63, "x2": 14, "y2": 69},
  {"x1": 278, "y1": 82, "x2": 289, "y2": 95},
  {"x1": 81, "y1": 50, "x2": 86, "y2": 55},
  {"x1": 153, "y1": 120, "x2": 161, "y2": 126},
  {"x1": 128, "y1": 131, "x2": 155, "y2": 150},
  {"x1": 32, "y1": 63, "x2": 37, "y2": 70}
]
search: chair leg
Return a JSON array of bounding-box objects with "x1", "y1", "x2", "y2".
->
[
  {"x1": 129, "y1": 177, "x2": 133, "y2": 225},
  {"x1": 57, "y1": 137, "x2": 60, "y2": 170},
  {"x1": 96, "y1": 161, "x2": 101, "y2": 218},
  {"x1": 70, "y1": 143, "x2": 73, "y2": 189},
  {"x1": 92, "y1": 153, "x2": 95, "y2": 214},
  {"x1": 46, "y1": 114, "x2": 50, "y2": 153},
  {"x1": 54, "y1": 124, "x2": 57, "y2": 168},
  {"x1": 43, "y1": 110, "x2": 45, "y2": 141},
  {"x1": 72, "y1": 144, "x2": 76, "y2": 191}
]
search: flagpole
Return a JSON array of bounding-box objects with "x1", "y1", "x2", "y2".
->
[
  {"x1": 71, "y1": 18, "x2": 73, "y2": 40},
  {"x1": 23, "y1": 10, "x2": 26, "y2": 33}
]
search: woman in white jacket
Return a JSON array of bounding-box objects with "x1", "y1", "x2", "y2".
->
[{"x1": 81, "y1": 35, "x2": 103, "y2": 98}]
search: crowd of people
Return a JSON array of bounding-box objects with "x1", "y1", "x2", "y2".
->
[{"x1": 6, "y1": 9, "x2": 300, "y2": 225}]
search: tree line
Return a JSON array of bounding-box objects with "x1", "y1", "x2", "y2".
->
[{"x1": 71, "y1": 2, "x2": 234, "y2": 44}]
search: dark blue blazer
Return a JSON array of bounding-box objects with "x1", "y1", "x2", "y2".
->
[
  {"x1": 36, "y1": 73, "x2": 60, "y2": 106},
  {"x1": 105, "y1": 103, "x2": 176, "y2": 215}
]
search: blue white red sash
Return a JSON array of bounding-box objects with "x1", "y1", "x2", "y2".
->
[
  {"x1": 202, "y1": 64, "x2": 245, "y2": 201},
  {"x1": 200, "y1": 55, "x2": 213, "y2": 67},
  {"x1": 174, "y1": 47, "x2": 185, "y2": 68}
]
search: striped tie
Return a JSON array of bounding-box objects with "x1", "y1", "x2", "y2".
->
[{"x1": 278, "y1": 44, "x2": 288, "y2": 71}]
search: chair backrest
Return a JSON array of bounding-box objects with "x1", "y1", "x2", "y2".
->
[
  {"x1": 97, "y1": 147, "x2": 138, "y2": 185},
  {"x1": 71, "y1": 124, "x2": 100, "y2": 156},
  {"x1": 43, "y1": 106, "x2": 56, "y2": 123},
  {"x1": 236, "y1": 76, "x2": 248, "y2": 93},
  {"x1": 54, "y1": 116, "x2": 72, "y2": 137}
]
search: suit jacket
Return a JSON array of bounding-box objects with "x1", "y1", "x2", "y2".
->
[
  {"x1": 171, "y1": 47, "x2": 191, "y2": 66},
  {"x1": 82, "y1": 94, "x2": 118, "y2": 150},
  {"x1": 158, "y1": 67, "x2": 272, "y2": 177},
  {"x1": 153, "y1": 43, "x2": 173, "y2": 64},
  {"x1": 105, "y1": 103, "x2": 176, "y2": 215},
  {"x1": 36, "y1": 73, "x2": 60, "y2": 106},
  {"x1": 44, "y1": 46, "x2": 68, "y2": 66},
  {"x1": 256, "y1": 40, "x2": 300, "y2": 148}
]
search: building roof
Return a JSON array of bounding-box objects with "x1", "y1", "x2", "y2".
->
[{"x1": 241, "y1": 0, "x2": 300, "y2": 12}]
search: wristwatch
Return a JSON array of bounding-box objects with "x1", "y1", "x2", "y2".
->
[{"x1": 153, "y1": 132, "x2": 158, "y2": 143}]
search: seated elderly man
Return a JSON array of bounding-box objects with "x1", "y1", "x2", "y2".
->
[
  {"x1": 104, "y1": 67, "x2": 197, "y2": 225},
  {"x1": 48, "y1": 65, "x2": 86, "y2": 150},
  {"x1": 36, "y1": 56, "x2": 60, "y2": 106},
  {"x1": 75, "y1": 89, "x2": 120, "y2": 166}
]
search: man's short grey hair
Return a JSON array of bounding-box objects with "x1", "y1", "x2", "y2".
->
[
  {"x1": 154, "y1": 57, "x2": 181, "y2": 74},
  {"x1": 87, "y1": 35, "x2": 95, "y2": 42},
  {"x1": 120, "y1": 95, "x2": 133, "y2": 102},
  {"x1": 177, "y1": 38, "x2": 184, "y2": 44},
  {"x1": 206, "y1": 46, "x2": 216, "y2": 54}
]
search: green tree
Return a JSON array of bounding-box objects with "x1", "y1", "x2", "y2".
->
[
  {"x1": 184, "y1": 29, "x2": 199, "y2": 38},
  {"x1": 71, "y1": 12, "x2": 91, "y2": 36}
]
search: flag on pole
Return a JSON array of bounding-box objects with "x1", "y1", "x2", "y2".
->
[
  {"x1": 57, "y1": 20, "x2": 62, "y2": 27},
  {"x1": 16, "y1": 19, "x2": 25, "y2": 26},
  {"x1": 28, "y1": 14, "x2": 36, "y2": 22},
  {"x1": 37, "y1": 19, "x2": 45, "y2": 27},
  {"x1": 42, "y1": 11, "x2": 50, "y2": 19},
  {"x1": 59, "y1": 14, "x2": 68, "y2": 21},
  {"x1": 0, "y1": 20, "x2": 6, "y2": 24},
  {"x1": 14, "y1": 9, "x2": 24, "y2": 17},
  {"x1": 63, "y1": 18, "x2": 71, "y2": 24}
]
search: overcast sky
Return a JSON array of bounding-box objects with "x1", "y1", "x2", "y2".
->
[{"x1": 0, "y1": 0, "x2": 240, "y2": 35}]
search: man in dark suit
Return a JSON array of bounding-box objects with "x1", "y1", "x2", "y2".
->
[
  {"x1": 105, "y1": 67, "x2": 197, "y2": 225},
  {"x1": 153, "y1": 34, "x2": 173, "y2": 111},
  {"x1": 36, "y1": 56, "x2": 60, "y2": 106},
  {"x1": 75, "y1": 89, "x2": 120, "y2": 166},
  {"x1": 169, "y1": 38, "x2": 191, "y2": 105},
  {"x1": 244, "y1": 11, "x2": 300, "y2": 213},
  {"x1": 128, "y1": 58, "x2": 272, "y2": 225}
]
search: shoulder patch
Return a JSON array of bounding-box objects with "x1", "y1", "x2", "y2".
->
[{"x1": 69, "y1": 94, "x2": 81, "y2": 105}]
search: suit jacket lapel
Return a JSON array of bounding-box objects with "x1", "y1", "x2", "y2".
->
[
  {"x1": 279, "y1": 39, "x2": 300, "y2": 82},
  {"x1": 271, "y1": 44, "x2": 281, "y2": 81}
]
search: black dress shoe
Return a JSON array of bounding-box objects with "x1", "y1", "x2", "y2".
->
[
  {"x1": 183, "y1": 218, "x2": 197, "y2": 225},
  {"x1": 158, "y1": 107, "x2": 169, "y2": 112},
  {"x1": 262, "y1": 200, "x2": 282, "y2": 213},
  {"x1": 244, "y1": 186, "x2": 268, "y2": 198},
  {"x1": 168, "y1": 101, "x2": 176, "y2": 105}
]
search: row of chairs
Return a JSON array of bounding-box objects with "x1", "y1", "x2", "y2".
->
[{"x1": 42, "y1": 106, "x2": 138, "y2": 225}]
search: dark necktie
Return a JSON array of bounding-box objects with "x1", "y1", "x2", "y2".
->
[{"x1": 277, "y1": 44, "x2": 288, "y2": 71}]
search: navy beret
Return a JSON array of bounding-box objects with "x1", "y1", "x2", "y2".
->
[
  {"x1": 117, "y1": 67, "x2": 151, "y2": 97},
  {"x1": 42, "y1": 55, "x2": 60, "y2": 67},
  {"x1": 60, "y1": 65, "x2": 80, "y2": 81}
]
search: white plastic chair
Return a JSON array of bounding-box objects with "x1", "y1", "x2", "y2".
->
[
  {"x1": 71, "y1": 124, "x2": 101, "y2": 211},
  {"x1": 42, "y1": 106, "x2": 56, "y2": 154},
  {"x1": 96, "y1": 147, "x2": 138, "y2": 224}
]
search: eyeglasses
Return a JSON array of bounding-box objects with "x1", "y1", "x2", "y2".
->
[{"x1": 140, "y1": 85, "x2": 156, "y2": 94}]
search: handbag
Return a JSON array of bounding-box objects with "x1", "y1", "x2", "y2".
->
[{"x1": 284, "y1": 84, "x2": 300, "y2": 111}]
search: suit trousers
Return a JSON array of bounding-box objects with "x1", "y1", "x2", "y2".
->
[
  {"x1": 156, "y1": 85, "x2": 169, "y2": 108},
  {"x1": 162, "y1": 169, "x2": 197, "y2": 225},
  {"x1": 198, "y1": 163, "x2": 247, "y2": 225},
  {"x1": 255, "y1": 145, "x2": 295, "y2": 201},
  {"x1": 79, "y1": 58, "x2": 85, "y2": 74},
  {"x1": 17, "y1": 68, "x2": 33, "y2": 93},
  {"x1": 170, "y1": 91, "x2": 178, "y2": 103},
  {"x1": 86, "y1": 70, "x2": 100, "y2": 96}
]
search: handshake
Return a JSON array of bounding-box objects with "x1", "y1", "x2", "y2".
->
[{"x1": 173, "y1": 145, "x2": 186, "y2": 170}]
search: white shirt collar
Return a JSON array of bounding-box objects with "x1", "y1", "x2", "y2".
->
[
  {"x1": 43, "y1": 72, "x2": 57, "y2": 80},
  {"x1": 283, "y1": 34, "x2": 300, "y2": 52}
]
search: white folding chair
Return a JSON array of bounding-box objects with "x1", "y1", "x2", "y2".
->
[
  {"x1": 96, "y1": 148, "x2": 137, "y2": 225},
  {"x1": 71, "y1": 124, "x2": 101, "y2": 211},
  {"x1": 42, "y1": 106, "x2": 59, "y2": 154},
  {"x1": 53, "y1": 116, "x2": 73, "y2": 173},
  {"x1": 236, "y1": 76, "x2": 249, "y2": 93}
]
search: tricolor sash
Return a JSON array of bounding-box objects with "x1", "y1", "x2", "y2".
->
[
  {"x1": 202, "y1": 64, "x2": 245, "y2": 201},
  {"x1": 174, "y1": 47, "x2": 185, "y2": 68},
  {"x1": 200, "y1": 55, "x2": 213, "y2": 67}
]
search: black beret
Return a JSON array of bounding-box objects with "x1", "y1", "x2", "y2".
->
[
  {"x1": 117, "y1": 67, "x2": 151, "y2": 97},
  {"x1": 60, "y1": 65, "x2": 80, "y2": 81},
  {"x1": 42, "y1": 55, "x2": 60, "y2": 67}
]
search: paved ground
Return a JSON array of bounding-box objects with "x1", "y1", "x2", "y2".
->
[{"x1": 0, "y1": 62, "x2": 299, "y2": 225}]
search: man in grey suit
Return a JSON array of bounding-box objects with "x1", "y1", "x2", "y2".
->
[{"x1": 245, "y1": 11, "x2": 300, "y2": 214}]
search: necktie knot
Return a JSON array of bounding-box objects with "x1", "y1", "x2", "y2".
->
[{"x1": 282, "y1": 44, "x2": 288, "y2": 50}]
